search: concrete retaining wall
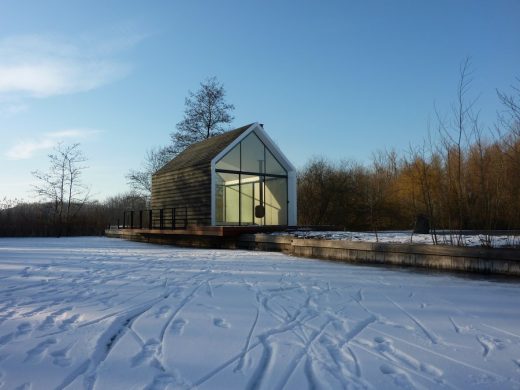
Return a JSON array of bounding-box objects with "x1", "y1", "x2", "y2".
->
[
  {"x1": 240, "y1": 234, "x2": 520, "y2": 276},
  {"x1": 106, "y1": 230, "x2": 520, "y2": 276}
]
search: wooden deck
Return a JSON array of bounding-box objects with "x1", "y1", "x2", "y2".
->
[{"x1": 107, "y1": 225, "x2": 291, "y2": 237}]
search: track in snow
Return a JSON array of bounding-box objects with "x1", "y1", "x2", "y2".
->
[{"x1": 0, "y1": 237, "x2": 519, "y2": 389}]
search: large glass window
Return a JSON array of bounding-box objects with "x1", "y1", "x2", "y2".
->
[
  {"x1": 265, "y1": 177, "x2": 287, "y2": 225},
  {"x1": 216, "y1": 143, "x2": 240, "y2": 171},
  {"x1": 215, "y1": 131, "x2": 288, "y2": 226},
  {"x1": 240, "y1": 174, "x2": 258, "y2": 225},
  {"x1": 266, "y1": 149, "x2": 287, "y2": 176},
  {"x1": 216, "y1": 172, "x2": 239, "y2": 225},
  {"x1": 240, "y1": 133, "x2": 265, "y2": 173}
]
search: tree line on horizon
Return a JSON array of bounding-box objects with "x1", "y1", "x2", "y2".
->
[
  {"x1": 1, "y1": 65, "x2": 519, "y2": 241},
  {"x1": 299, "y1": 62, "x2": 520, "y2": 241}
]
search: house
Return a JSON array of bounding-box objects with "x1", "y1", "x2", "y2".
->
[{"x1": 151, "y1": 123, "x2": 297, "y2": 227}]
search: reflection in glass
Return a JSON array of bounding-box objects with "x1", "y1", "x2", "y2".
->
[
  {"x1": 265, "y1": 177, "x2": 287, "y2": 225},
  {"x1": 216, "y1": 172, "x2": 239, "y2": 225},
  {"x1": 215, "y1": 130, "x2": 288, "y2": 225},
  {"x1": 241, "y1": 132, "x2": 265, "y2": 173},
  {"x1": 265, "y1": 149, "x2": 286, "y2": 175},
  {"x1": 216, "y1": 143, "x2": 240, "y2": 171},
  {"x1": 240, "y1": 175, "x2": 260, "y2": 225}
]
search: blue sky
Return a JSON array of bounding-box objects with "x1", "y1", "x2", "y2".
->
[{"x1": 1, "y1": 1, "x2": 519, "y2": 201}]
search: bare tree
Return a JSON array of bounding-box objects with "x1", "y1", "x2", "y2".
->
[
  {"x1": 496, "y1": 78, "x2": 520, "y2": 168},
  {"x1": 0, "y1": 197, "x2": 22, "y2": 210},
  {"x1": 435, "y1": 58, "x2": 478, "y2": 243},
  {"x1": 170, "y1": 76, "x2": 235, "y2": 155},
  {"x1": 32, "y1": 143, "x2": 89, "y2": 236},
  {"x1": 126, "y1": 146, "x2": 175, "y2": 199},
  {"x1": 127, "y1": 77, "x2": 234, "y2": 200}
]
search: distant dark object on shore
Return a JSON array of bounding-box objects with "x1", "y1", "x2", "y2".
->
[{"x1": 414, "y1": 214, "x2": 430, "y2": 234}]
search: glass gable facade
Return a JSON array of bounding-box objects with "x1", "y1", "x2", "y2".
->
[{"x1": 215, "y1": 131, "x2": 288, "y2": 226}]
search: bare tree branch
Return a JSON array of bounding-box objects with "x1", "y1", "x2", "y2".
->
[
  {"x1": 31, "y1": 143, "x2": 89, "y2": 236},
  {"x1": 171, "y1": 76, "x2": 235, "y2": 155}
]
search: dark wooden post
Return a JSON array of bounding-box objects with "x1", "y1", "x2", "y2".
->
[
  {"x1": 184, "y1": 207, "x2": 188, "y2": 229},
  {"x1": 171, "y1": 208, "x2": 175, "y2": 229},
  {"x1": 130, "y1": 211, "x2": 134, "y2": 229},
  {"x1": 117, "y1": 219, "x2": 120, "y2": 229},
  {"x1": 160, "y1": 209, "x2": 164, "y2": 229},
  {"x1": 173, "y1": 208, "x2": 176, "y2": 230},
  {"x1": 139, "y1": 210, "x2": 143, "y2": 229},
  {"x1": 122, "y1": 211, "x2": 126, "y2": 229},
  {"x1": 149, "y1": 210, "x2": 153, "y2": 229}
]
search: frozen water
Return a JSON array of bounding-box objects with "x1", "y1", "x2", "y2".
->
[{"x1": 0, "y1": 237, "x2": 519, "y2": 389}]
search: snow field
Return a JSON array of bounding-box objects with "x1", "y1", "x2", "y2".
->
[{"x1": 0, "y1": 237, "x2": 519, "y2": 389}]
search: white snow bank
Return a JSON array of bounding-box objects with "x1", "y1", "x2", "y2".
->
[
  {"x1": 0, "y1": 237, "x2": 519, "y2": 389},
  {"x1": 273, "y1": 230, "x2": 520, "y2": 248}
]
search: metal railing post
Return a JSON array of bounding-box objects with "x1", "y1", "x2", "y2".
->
[
  {"x1": 160, "y1": 209, "x2": 164, "y2": 229},
  {"x1": 139, "y1": 210, "x2": 143, "y2": 229},
  {"x1": 149, "y1": 210, "x2": 152, "y2": 229}
]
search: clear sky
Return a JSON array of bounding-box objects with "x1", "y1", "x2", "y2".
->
[{"x1": 1, "y1": 0, "x2": 519, "y2": 202}]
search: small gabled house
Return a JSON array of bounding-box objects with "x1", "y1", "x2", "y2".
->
[{"x1": 151, "y1": 123, "x2": 297, "y2": 227}]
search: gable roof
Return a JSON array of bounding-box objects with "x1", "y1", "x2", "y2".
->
[
  {"x1": 154, "y1": 123, "x2": 254, "y2": 175},
  {"x1": 211, "y1": 123, "x2": 296, "y2": 174}
]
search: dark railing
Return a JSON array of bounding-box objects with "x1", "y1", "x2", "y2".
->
[{"x1": 120, "y1": 207, "x2": 188, "y2": 230}]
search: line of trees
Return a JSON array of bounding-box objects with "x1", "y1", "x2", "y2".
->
[
  {"x1": 298, "y1": 66, "x2": 520, "y2": 237},
  {"x1": 1, "y1": 76, "x2": 235, "y2": 237},
  {"x1": 0, "y1": 193, "x2": 146, "y2": 237},
  {"x1": 0, "y1": 141, "x2": 147, "y2": 237},
  {"x1": 1, "y1": 68, "x2": 518, "y2": 238}
]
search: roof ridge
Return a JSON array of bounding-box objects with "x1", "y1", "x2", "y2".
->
[{"x1": 154, "y1": 123, "x2": 254, "y2": 175}]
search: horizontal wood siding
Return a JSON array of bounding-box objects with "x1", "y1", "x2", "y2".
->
[{"x1": 151, "y1": 163, "x2": 212, "y2": 226}]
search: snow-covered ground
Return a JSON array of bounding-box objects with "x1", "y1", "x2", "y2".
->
[
  {"x1": 274, "y1": 230, "x2": 520, "y2": 248},
  {"x1": 0, "y1": 237, "x2": 519, "y2": 390}
]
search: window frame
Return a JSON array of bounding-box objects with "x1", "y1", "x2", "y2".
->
[{"x1": 214, "y1": 131, "x2": 289, "y2": 226}]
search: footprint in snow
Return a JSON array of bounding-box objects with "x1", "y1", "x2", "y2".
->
[
  {"x1": 37, "y1": 315, "x2": 56, "y2": 331},
  {"x1": 17, "y1": 322, "x2": 32, "y2": 337},
  {"x1": 213, "y1": 318, "x2": 230, "y2": 329},
  {"x1": 171, "y1": 319, "x2": 187, "y2": 335},
  {"x1": 375, "y1": 336, "x2": 443, "y2": 380},
  {"x1": 20, "y1": 267, "x2": 31, "y2": 277},
  {"x1": 24, "y1": 338, "x2": 57, "y2": 363},
  {"x1": 356, "y1": 338, "x2": 374, "y2": 348},
  {"x1": 379, "y1": 364, "x2": 416, "y2": 390},
  {"x1": 59, "y1": 314, "x2": 81, "y2": 330},
  {"x1": 23, "y1": 305, "x2": 49, "y2": 318},
  {"x1": 51, "y1": 345, "x2": 73, "y2": 367},
  {"x1": 477, "y1": 335, "x2": 507, "y2": 357},
  {"x1": 374, "y1": 336, "x2": 389, "y2": 345},
  {"x1": 0, "y1": 333, "x2": 14, "y2": 347},
  {"x1": 131, "y1": 339, "x2": 160, "y2": 367},
  {"x1": 420, "y1": 362, "x2": 443, "y2": 378},
  {"x1": 155, "y1": 305, "x2": 170, "y2": 319}
]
